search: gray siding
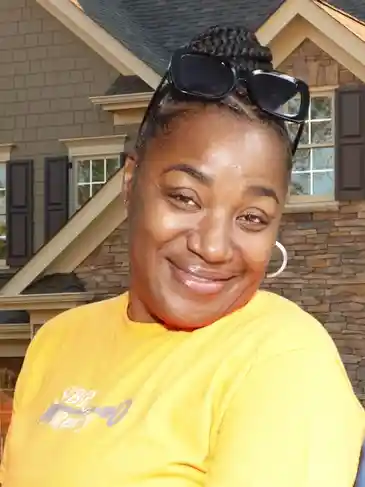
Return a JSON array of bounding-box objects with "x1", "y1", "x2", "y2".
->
[{"x1": 0, "y1": 0, "x2": 125, "y2": 250}]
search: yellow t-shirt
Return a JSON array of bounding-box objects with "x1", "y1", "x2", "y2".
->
[{"x1": 0, "y1": 291, "x2": 364, "y2": 487}]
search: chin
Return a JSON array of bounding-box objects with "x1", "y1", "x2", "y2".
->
[
  {"x1": 163, "y1": 313, "x2": 218, "y2": 330},
  {"x1": 157, "y1": 294, "x2": 237, "y2": 330},
  {"x1": 152, "y1": 271, "x2": 257, "y2": 330}
]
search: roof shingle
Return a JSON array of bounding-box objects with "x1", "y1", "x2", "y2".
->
[{"x1": 75, "y1": 0, "x2": 365, "y2": 75}]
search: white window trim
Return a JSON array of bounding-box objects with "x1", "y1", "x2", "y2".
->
[
  {"x1": 287, "y1": 89, "x2": 336, "y2": 209},
  {"x1": 0, "y1": 144, "x2": 14, "y2": 269},
  {"x1": 60, "y1": 135, "x2": 127, "y2": 159},
  {"x1": 0, "y1": 144, "x2": 14, "y2": 163},
  {"x1": 61, "y1": 135, "x2": 127, "y2": 214}
]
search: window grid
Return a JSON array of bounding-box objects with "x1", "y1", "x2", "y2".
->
[
  {"x1": 291, "y1": 93, "x2": 335, "y2": 197},
  {"x1": 75, "y1": 155, "x2": 120, "y2": 209},
  {"x1": 0, "y1": 164, "x2": 6, "y2": 261}
]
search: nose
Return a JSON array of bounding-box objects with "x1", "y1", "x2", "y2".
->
[{"x1": 187, "y1": 209, "x2": 233, "y2": 264}]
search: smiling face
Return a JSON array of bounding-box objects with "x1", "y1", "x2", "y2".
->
[{"x1": 126, "y1": 104, "x2": 290, "y2": 328}]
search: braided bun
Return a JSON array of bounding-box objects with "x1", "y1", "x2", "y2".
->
[{"x1": 188, "y1": 25, "x2": 273, "y2": 72}]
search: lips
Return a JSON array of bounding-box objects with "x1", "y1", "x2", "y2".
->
[{"x1": 168, "y1": 260, "x2": 236, "y2": 295}]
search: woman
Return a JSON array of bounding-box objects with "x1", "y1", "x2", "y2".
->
[{"x1": 0, "y1": 25, "x2": 364, "y2": 487}]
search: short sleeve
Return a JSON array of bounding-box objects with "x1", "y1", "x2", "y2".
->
[
  {"x1": 206, "y1": 349, "x2": 365, "y2": 487},
  {"x1": 0, "y1": 321, "x2": 58, "y2": 484}
]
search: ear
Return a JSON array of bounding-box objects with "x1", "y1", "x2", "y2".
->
[{"x1": 122, "y1": 153, "x2": 138, "y2": 207}]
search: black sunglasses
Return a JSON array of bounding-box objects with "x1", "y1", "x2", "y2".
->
[{"x1": 139, "y1": 48, "x2": 310, "y2": 154}]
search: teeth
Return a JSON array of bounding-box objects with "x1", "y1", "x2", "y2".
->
[{"x1": 190, "y1": 274, "x2": 212, "y2": 282}]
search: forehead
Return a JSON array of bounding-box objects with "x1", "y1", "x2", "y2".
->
[{"x1": 143, "y1": 105, "x2": 288, "y2": 184}]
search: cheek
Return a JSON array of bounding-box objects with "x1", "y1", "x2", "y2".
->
[
  {"x1": 235, "y1": 226, "x2": 279, "y2": 274},
  {"x1": 130, "y1": 191, "x2": 197, "y2": 253}
]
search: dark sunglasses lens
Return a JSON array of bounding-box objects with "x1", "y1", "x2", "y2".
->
[
  {"x1": 251, "y1": 73, "x2": 302, "y2": 118},
  {"x1": 172, "y1": 54, "x2": 234, "y2": 98}
]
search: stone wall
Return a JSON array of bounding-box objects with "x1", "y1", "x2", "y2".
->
[
  {"x1": 75, "y1": 41, "x2": 365, "y2": 401},
  {"x1": 75, "y1": 221, "x2": 130, "y2": 297},
  {"x1": 263, "y1": 203, "x2": 365, "y2": 399}
]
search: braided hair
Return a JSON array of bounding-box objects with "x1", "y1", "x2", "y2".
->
[
  {"x1": 136, "y1": 25, "x2": 292, "y2": 170},
  {"x1": 189, "y1": 25, "x2": 273, "y2": 72}
]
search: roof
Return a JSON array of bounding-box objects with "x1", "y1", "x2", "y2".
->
[
  {"x1": 315, "y1": 1, "x2": 365, "y2": 41},
  {"x1": 74, "y1": 0, "x2": 365, "y2": 75},
  {"x1": 329, "y1": 0, "x2": 365, "y2": 21},
  {"x1": 75, "y1": 0, "x2": 283, "y2": 74},
  {"x1": 105, "y1": 75, "x2": 152, "y2": 96},
  {"x1": 75, "y1": 0, "x2": 170, "y2": 75}
]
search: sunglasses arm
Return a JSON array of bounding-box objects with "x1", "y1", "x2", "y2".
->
[
  {"x1": 136, "y1": 74, "x2": 169, "y2": 144},
  {"x1": 291, "y1": 122, "x2": 305, "y2": 156}
]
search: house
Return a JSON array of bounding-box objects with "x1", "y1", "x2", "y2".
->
[{"x1": 0, "y1": 0, "x2": 365, "y2": 402}]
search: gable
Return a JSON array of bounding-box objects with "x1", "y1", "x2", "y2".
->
[
  {"x1": 278, "y1": 39, "x2": 362, "y2": 86},
  {"x1": 257, "y1": 1, "x2": 365, "y2": 83}
]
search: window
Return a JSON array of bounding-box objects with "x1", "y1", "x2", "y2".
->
[
  {"x1": 75, "y1": 156, "x2": 121, "y2": 208},
  {"x1": 0, "y1": 165, "x2": 6, "y2": 260},
  {"x1": 0, "y1": 144, "x2": 13, "y2": 263},
  {"x1": 289, "y1": 92, "x2": 335, "y2": 200},
  {"x1": 60, "y1": 135, "x2": 127, "y2": 212}
]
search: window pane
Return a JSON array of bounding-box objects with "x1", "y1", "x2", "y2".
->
[
  {"x1": 290, "y1": 173, "x2": 310, "y2": 195},
  {"x1": 300, "y1": 122, "x2": 309, "y2": 145},
  {"x1": 310, "y1": 96, "x2": 332, "y2": 119},
  {"x1": 311, "y1": 121, "x2": 332, "y2": 144},
  {"x1": 0, "y1": 242, "x2": 6, "y2": 261},
  {"x1": 0, "y1": 190, "x2": 6, "y2": 216},
  {"x1": 106, "y1": 158, "x2": 120, "y2": 179},
  {"x1": 77, "y1": 160, "x2": 90, "y2": 183},
  {"x1": 0, "y1": 167, "x2": 6, "y2": 190},
  {"x1": 91, "y1": 159, "x2": 105, "y2": 183},
  {"x1": 0, "y1": 216, "x2": 6, "y2": 261},
  {"x1": 77, "y1": 185, "x2": 91, "y2": 207},
  {"x1": 313, "y1": 171, "x2": 334, "y2": 196},
  {"x1": 92, "y1": 183, "x2": 103, "y2": 196},
  {"x1": 0, "y1": 216, "x2": 6, "y2": 238},
  {"x1": 293, "y1": 148, "x2": 310, "y2": 171},
  {"x1": 312, "y1": 147, "x2": 334, "y2": 170},
  {"x1": 287, "y1": 122, "x2": 309, "y2": 145}
]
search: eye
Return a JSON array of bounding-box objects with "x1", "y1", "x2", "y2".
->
[
  {"x1": 166, "y1": 191, "x2": 201, "y2": 211},
  {"x1": 237, "y1": 211, "x2": 268, "y2": 231}
]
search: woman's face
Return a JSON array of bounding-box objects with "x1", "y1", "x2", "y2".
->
[{"x1": 127, "y1": 105, "x2": 289, "y2": 328}]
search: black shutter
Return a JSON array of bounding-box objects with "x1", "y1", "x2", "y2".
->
[
  {"x1": 6, "y1": 160, "x2": 34, "y2": 267},
  {"x1": 335, "y1": 85, "x2": 365, "y2": 201},
  {"x1": 44, "y1": 156, "x2": 69, "y2": 242}
]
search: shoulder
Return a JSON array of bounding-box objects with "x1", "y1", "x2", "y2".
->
[
  {"x1": 30, "y1": 294, "x2": 128, "y2": 352},
  {"x1": 234, "y1": 290, "x2": 339, "y2": 358},
  {"x1": 228, "y1": 292, "x2": 356, "y2": 399},
  {"x1": 13, "y1": 294, "x2": 128, "y2": 406}
]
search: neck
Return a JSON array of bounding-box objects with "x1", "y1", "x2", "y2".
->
[{"x1": 127, "y1": 290, "x2": 160, "y2": 324}]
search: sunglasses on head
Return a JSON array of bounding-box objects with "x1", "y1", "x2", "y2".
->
[{"x1": 139, "y1": 48, "x2": 310, "y2": 155}]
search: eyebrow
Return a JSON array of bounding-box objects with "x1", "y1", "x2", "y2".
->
[
  {"x1": 161, "y1": 164, "x2": 279, "y2": 203},
  {"x1": 247, "y1": 185, "x2": 280, "y2": 204},
  {"x1": 161, "y1": 164, "x2": 213, "y2": 186}
]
